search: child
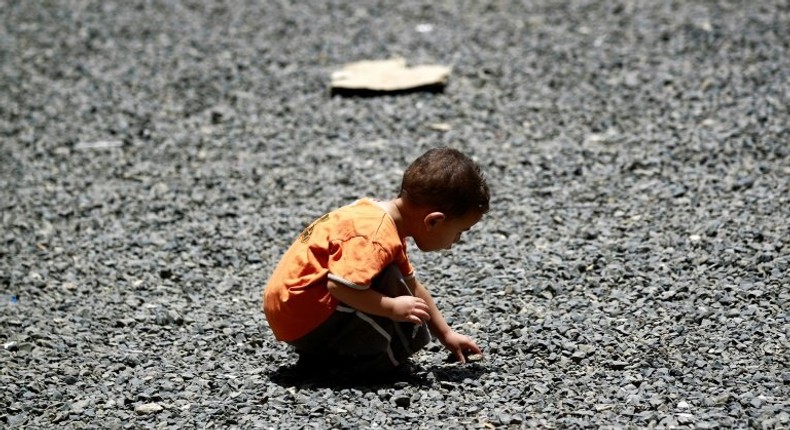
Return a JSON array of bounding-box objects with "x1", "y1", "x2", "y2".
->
[{"x1": 263, "y1": 147, "x2": 490, "y2": 374}]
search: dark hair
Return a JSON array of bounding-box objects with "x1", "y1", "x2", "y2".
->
[{"x1": 399, "y1": 147, "x2": 490, "y2": 218}]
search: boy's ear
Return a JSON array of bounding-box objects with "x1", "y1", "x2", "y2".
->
[{"x1": 424, "y1": 212, "x2": 446, "y2": 230}]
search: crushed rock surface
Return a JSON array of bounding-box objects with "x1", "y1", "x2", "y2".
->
[{"x1": 1, "y1": 1, "x2": 788, "y2": 429}]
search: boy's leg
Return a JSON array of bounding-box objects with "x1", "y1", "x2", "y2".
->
[
  {"x1": 290, "y1": 308, "x2": 397, "y2": 372},
  {"x1": 289, "y1": 265, "x2": 430, "y2": 373},
  {"x1": 371, "y1": 265, "x2": 432, "y2": 360}
]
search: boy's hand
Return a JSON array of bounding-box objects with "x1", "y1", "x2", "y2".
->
[
  {"x1": 439, "y1": 330, "x2": 482, "y2": 364},
  {"x1": 388, "y1": 296, "x2": 431, "y2": 325}
]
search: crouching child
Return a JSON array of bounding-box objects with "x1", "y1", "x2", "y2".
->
[{"x1": 263, "y1": 147, "x2": 490, "y2": 375}]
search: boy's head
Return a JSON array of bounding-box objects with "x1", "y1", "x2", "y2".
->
[
  {"x1": 398, "y1": 147, "x2": 489, "y2": 251},
  {"x1": 399, "y1": 147, "x2": 490, "y2": 219}
]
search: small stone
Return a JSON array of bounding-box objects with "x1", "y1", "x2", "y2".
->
[
  {"x1": 135, "y1": 403, "x2": 164, "y2": 415},
  {"x1": 670, "y1": 185, "x2": 687, "y2": 198},
  {"x1": 533, "y1": 384, "x2": 549, "y2": 394},
  {"x1": 446, "y1": 350, "x2": 485, "y2": 363},
  {"x1": 677, "y1": 413, "x2": 695, "y2": 424},
  {"x1": 428, "y1": 123, "x2": 452, "y2": 132},
  {"x1": 6, "y1": 414, "x2": 27, "y2": 426},
  {"x1": 71, "y1": 399, "x2": 90, "y2": 414},
  {"x1": 732, "y1": 176, "x2": 755, "y2": 190},
  {"x1": 466, "y1": 353, "x2": 484, "y2": 362},
  {"x1": 74, "y1": 140, "x2": 123, "y2": 150},
  {"x1": 167, "y1": 309, "x2": 184, "y2": 325},
  {"x1": 497, "y1": 413, "x2": 512, "y2": 425},
  {"x1": 16, "y1": 342, "x2": 34, "y2": 353}
]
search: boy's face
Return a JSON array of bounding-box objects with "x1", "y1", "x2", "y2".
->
[{"x1": 416, "y1": 210, "x2": 483, "y2": 252}]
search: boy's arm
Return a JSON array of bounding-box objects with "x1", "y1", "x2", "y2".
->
[
  {"x1": 407, "y1": 277, "x2": 483, "y2": 363},
  {"x1": 327, "y1": 280, "x2": 430, "y2": 325}
]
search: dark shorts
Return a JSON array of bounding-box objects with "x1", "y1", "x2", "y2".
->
[{"x1": 289, "y1": 265, "x2": 431, "y2": 372}]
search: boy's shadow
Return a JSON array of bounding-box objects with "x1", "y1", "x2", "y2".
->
[{"x1": 269, "y1": 362, "x2": 489, "y2": 391}]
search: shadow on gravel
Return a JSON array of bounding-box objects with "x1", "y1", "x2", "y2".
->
[
  {"x1": 329, "y1": 84, "x2": 446, "y2": 97},
  {"x1": 269, "y1": 363, "x2": 488, "y2": 391},
  {"x1": 269, "y1": 364, "x2": 432, "y2": 390},
  {"x1": 423, "y1": 363, "x2": 488, "y2": 383}
]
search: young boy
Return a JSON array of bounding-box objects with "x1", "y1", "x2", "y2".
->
[{"x1": 263, "y1": 147, "x2": 490, "y2": 374}]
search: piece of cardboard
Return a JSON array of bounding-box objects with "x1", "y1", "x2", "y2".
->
[{"x1": 330, "y1": 58, "x2": 451, "y2": 96}]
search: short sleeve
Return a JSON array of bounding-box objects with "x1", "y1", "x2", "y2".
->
[
  {"x1": 326, "y1": 236, "x2": 391, "y2": 289},
  {"x1": 395, "y1": 252, "x2": 415, "y2": 280}
]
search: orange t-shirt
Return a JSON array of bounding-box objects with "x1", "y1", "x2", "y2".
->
[{"x1": 263, "y1": 199, "x2": 414, "y2": 342}]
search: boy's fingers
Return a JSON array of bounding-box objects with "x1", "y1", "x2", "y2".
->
[
  {"x1": 413, "y1": 300, "x2": 430, "y2": 316},
  {"x1": 467, "y1": 343, "x2": 483, "y2": 355}
]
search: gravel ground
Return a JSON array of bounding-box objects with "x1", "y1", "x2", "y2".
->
[{"x1": 2, "y1": 1, "x2": 788, "y2": 428}]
